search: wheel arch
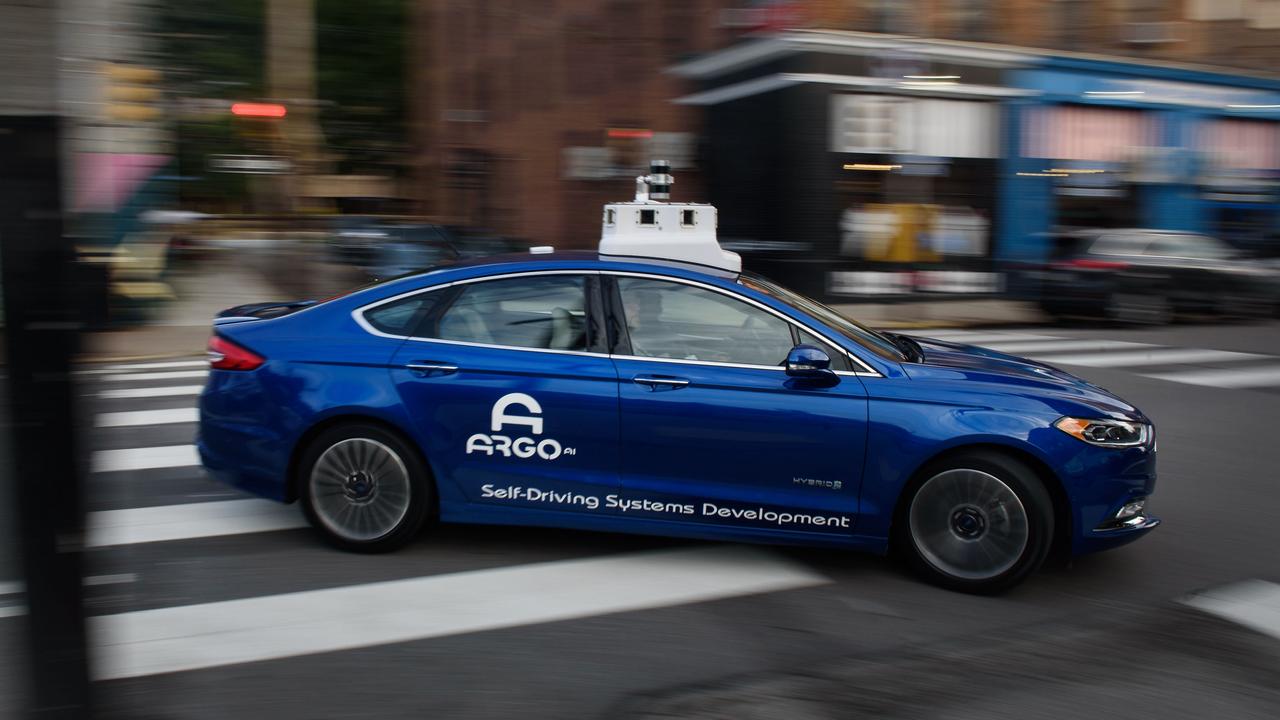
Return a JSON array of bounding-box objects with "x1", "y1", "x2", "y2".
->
[{"x1": 890, "y1": 442, "x2": 1072, "y2": 561}]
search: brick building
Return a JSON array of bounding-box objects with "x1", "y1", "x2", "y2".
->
[
  {"x1": 411, "y1": 1, "x2": 1280, "y2": 248},
  {"x1": 412, "y1": 1, "x2": 750, "y2": 248}
]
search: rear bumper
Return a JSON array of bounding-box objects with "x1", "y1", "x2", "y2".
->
[{"x1": 198, "y1": 369, "x2": 293, "y2": 503}]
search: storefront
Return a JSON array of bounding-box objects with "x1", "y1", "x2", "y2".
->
[
  {"x1": 1001, "y1": 58, "x2": 1280, "y2": 263},
  {"x1": 671, "y1": 31, "x2": 1033, "y2": 301}
]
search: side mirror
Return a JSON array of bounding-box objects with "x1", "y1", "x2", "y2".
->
[{"x1": 785, "y1": 344, "x2": 837, "y2": 384}]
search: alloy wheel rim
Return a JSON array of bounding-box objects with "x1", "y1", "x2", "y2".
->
[
  {"x1": 310, "y1": 438, "x2": 411, "y2": 542},
  {"x1": 908, "y1": 468, "x2": 1029, "y2": 581}
]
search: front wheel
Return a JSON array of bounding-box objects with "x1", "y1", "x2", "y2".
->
[
  {"x1": 895, "y1": 451, "x2": 1054, "y2": 594},
  {"x1": 299, "y1": 423, "x2": 434, "y2": 553}
]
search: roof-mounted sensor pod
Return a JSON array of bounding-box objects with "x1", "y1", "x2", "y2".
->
[{"x1": 598, "y1": 159, "x2": 741, "y2": 273}]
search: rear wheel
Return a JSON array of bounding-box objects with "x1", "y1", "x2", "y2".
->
[
  {"x1": 895, "y1": 451, "x2": 1054, "y2": 594},
  {"x1": 299, "y1": 423, "x2": 433, "y2": 553}
]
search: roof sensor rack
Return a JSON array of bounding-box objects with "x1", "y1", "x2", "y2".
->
[{"x1": 598, "y1": 159, "x2": 741, "y2": 273}]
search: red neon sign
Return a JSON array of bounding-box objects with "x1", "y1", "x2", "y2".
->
[{"x1": 231, "y1": 102, "x2": 288, "y2": 118}]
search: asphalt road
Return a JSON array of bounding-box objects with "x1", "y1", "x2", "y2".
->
[{"x1": 5, "y1": 320, "x2": 1280, "y2": 718}]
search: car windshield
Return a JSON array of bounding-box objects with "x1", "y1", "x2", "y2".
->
[{"x1": 738, "y1": 272, "x2": 905, "y2": 361}]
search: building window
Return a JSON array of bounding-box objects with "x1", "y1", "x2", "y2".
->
[
  {"x1": 948, "y1": 0, "x2": 989, "y2": 41},
  {"x1": 869, "y1": 0, "x2": 916, "y2": 34}
]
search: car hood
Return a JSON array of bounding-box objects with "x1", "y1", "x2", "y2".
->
[{"x1": 903, "y1": 336, "x2": 1145, "y2": 420}]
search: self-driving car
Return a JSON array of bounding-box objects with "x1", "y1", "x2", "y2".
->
[{"x1": 199, "y1": 166, "x2": 1158, "y2": 593}]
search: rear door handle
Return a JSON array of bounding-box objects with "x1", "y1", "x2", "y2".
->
[
  {"x1": 633, "y1": 375, "x2": 690, "y2": 390},
  {"x1": 406, "y1": 362, "x2": 459, "y2": 376}
]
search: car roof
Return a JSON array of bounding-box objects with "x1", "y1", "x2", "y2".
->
[{"x1": 380, "y1": 249, "x2": 742, "y2": 283}]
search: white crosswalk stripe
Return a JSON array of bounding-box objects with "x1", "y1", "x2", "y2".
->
[
  {"x1": 96, "y1": 408, "x2": 199, "y2": 427},
  {"x1": 89, "y1": 546, "x2": 827, "y2": 680},
  {"x1": 982, "y1": 339, "x2": 1156, "y2": 354},
  {"x1": 87, "y1": 498, "x2": 305, "y2": 547},
  {"x1": 79, "y1": 359, "x2": 208, "y2": 374},
  {"x1": 908, "y1": 331, "x2": 1059, "y2": 344},
  {"x1": 101, "y1": 369, "x2": 208, "y2": 382},
  {"x1": 99, "y1": 384, "x2": 204, "y2": 399},
  {"x1": 92, "y1": 444, "x2": 200, "y2": 473},
  {"x1": 1144, "y1": 365, "x2": 1280, "y2": 389},
  {"x1": 905, "y1": 327, "x2": 1280, "y2": 390},
  {"x1": 1030, "y1": 347, "x2": 1270, "y2": 368}
]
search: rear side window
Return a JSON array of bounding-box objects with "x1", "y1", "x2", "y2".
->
[
  {"x1": 1089, "y1": 233, "x2": 1149, "y2": 256},
  {"x1": 364, "y1": 293, "x2": 440, "y2": 335},
  {"x1": 431, "y1": 275, "x2": 589, "y2": 351}
]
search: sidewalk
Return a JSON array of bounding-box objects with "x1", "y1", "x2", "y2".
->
[{"x1": 81, "y1": 248, "x2": 362, "y2": 362}]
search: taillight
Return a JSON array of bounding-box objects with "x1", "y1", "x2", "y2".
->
[
  {"x1": 1051, "y1": 258, "x2": 1130, "y2": 271},
  {"x1": 207, "y1": 335, "x2": 265, "y2": 371}
]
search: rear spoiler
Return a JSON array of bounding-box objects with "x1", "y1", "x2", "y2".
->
[{"x1": 213, "y1": 300, "x2": 316, "y2": 326}]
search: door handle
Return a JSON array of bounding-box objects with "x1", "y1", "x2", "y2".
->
[
  {"x1": 406, "y1": 362, "x2": 459, "y2": 376},
  {"x1": 633, "y1": 375, "x2": 690, "y2": 389}
]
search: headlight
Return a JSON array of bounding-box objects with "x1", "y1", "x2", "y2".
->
[{"x1": 1054, "y1": 417, "x2": 1150, "y2": 447}]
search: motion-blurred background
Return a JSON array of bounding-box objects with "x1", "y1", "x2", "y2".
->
[{"x1": 11, "y1": 0, "x2": 1280, "y2": 332}]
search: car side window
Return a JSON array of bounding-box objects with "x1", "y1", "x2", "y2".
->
[
  {"x1": 1145, "y1": 234, "x2": 1230, "y2": 260},
  {"x1": 797, "y1": 329, "x2": 853, "y2": 372},
  {"x1": 364, "y1": 293, "x2": 440, "y2": 335},
  {"x1": 1090, "y1": 233, "x2": 1148, "y2": 256},
  {"x1": 617, "y1": 277, "x2": 796, "y2": 366},
  {"x1": 431, "y1": 275, "x2": 589, "y2": 351}
]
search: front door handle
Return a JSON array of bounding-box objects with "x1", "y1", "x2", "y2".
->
[
  {"x1": 406, "y1": 362, "x2": 459, "y2": 376},
  {"x1": 633, "y1": 375, "x2": 690, "y2": 390}
]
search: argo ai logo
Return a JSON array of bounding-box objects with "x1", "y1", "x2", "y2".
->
[{"x1": 465, "y1": 393, "x2": 574, "y2": 460}]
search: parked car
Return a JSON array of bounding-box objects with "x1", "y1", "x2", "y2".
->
[{"x1": 1033, "y1": 228, "x2": 1280, "y2": 324}]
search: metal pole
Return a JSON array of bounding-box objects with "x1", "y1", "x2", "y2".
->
[{"x1": 0, "y1": 116, "x2": 95, "y2": 719}]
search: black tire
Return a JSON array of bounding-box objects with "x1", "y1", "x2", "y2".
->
[
  {"x1": 894, "y1": 450, "x2": 1054, "y2": 594},
  {"x1": 298, "y1": 422, "x2": 434, "y2": 553}
]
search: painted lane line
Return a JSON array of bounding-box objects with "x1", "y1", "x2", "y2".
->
[
  {"x1": 1030, "y1": 347, "x2": 1269, "y2": 368},
  {"x1": 980, "y1": 339, "x2": 1156, "y2": 354},
  {"x1": 101, "y1": 370, "x2": 208, "y2": 383},
  {"x1": 86, "y1": 499, "x2": 306, "y2": 548},
  {"x1": 96, "y1": 408, "x2": 198, "y2": 428},
  {"x1": 78, "y1": 360, "x2": 208, "y2": 374},
  {"x1": 99, "y1": 385, "x2": 203, "y2": 399},
  {"x1": 1143, "y1": 365, "x2": 1280, "y2": 389},
  {"x1": 1182, "y1": 580, "x2": 1280, "y2": 642},
  {"x1": 91, "y1": 445, "x2": 199, "y2": 473},
  {"x1": 89, "y1": 545, "x2": 827, "y2": 680}
]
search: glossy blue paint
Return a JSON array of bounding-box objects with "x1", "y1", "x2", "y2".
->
[{"x1": 198, "y1": 253, "x2": 1159, "y2": 559}]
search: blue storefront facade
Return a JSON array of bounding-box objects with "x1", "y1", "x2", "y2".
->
[
  {"x1": 672, "y1": 31, "x2": 1280, "y2": 302},
  {"x1": 999, "y1": 55, "x2": 1280, "y2": 263}
]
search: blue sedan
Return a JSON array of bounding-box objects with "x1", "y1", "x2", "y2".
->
[{"x1": 199, "y1": 252, "x2": 1158, "y2": 593}]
